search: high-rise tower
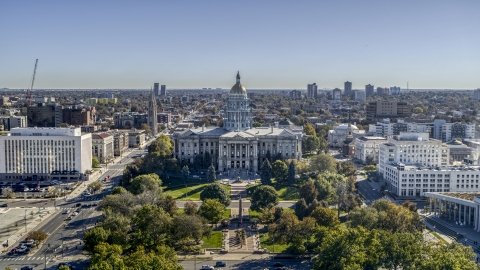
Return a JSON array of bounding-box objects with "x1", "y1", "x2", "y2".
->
[
  {"x1": 224, "y1": 72, "x2": 252, "y2": 131},
  {"x1": 148, "y1": 87, "x2": 158, "y2": 136}
]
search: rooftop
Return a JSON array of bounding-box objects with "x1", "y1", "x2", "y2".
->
[{"x1": 438, "y1": 192, "x2": 480, "y2": 202}]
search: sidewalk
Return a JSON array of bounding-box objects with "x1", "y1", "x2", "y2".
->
[{"x1": 179, "y1": 252, "x2": 273, "y2": 261}]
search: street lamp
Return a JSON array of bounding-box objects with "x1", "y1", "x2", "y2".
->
[{"x1": 55, "y1": 232, "x2": 64, "y2": 258}]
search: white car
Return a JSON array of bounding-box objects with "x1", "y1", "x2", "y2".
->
[
  {"x1": 200, "y1": 266, "x2": 214, "y2": 270},
  {"x1": 72, "y1": 212, "x2": 78, "y2": 216}
]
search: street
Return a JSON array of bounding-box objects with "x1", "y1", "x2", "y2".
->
[
  {"x1": 179, "y1": 259, "x2": 313, "y2": 270},
  {"x1": 0, "y1": 148, "x2": 146, "y2": 270}
]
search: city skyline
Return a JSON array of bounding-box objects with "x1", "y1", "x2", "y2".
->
[{"x1": 1, "y1": 0, "x2": 479, "y2": 89}]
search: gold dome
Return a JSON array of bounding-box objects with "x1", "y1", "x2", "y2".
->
[{"x1": 229, "y1": 71, "x2": 247, "y2": 96}]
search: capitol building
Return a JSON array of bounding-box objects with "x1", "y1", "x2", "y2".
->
[{"x1": 173, "y1": 72, "x2": 303, "y2": 174}]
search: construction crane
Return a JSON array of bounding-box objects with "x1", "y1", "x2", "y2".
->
[{"x1": 28, "y1": 59, "x2": 38, "y2": 106}]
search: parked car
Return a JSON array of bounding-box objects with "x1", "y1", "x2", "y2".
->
[
  {"x1": 75, "y1": 203, "x2": 82, "y2": 207},
  {"x1": 0, "y1": 203, "x2": 8, "y2": 207},
  {"x1": 215, "y1": 261, "x2": 227, "y2": 267},
  {"x1": 200, "y1": 266, "x2": 214, "y2": 270},
  {"x1": 21, "y1": 266, "x2": 34, "y2": 270},
  {"x1": 63, "y1": 209, "x2": 71, "y2": 214}
]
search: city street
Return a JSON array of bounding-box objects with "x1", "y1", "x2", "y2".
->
[
  {"x1": 179, "y1": 258, "x2": 313, "y2": 270},
  {"x1": 0, "y1": 148, "x2": 146, "y2": 270}
]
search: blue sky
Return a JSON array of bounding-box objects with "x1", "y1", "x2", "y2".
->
[{"x1": 1, "y1": 0, "x2": 479, "y2": 89}]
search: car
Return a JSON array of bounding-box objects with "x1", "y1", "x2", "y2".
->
[
  {"x1": 215, "y1": 261, "x2": 227, "y2": 267},
  {"x1": 72, "y1": 212, "x2": 78, "y2": 216},
  {"x1": 21, "y1": 266, "x2": 34, "y2": 270},
  {"x1": 0, "y1": 203, "x2": 8, "y2": 207},
  {"x1": 75, "y1": 203, "x2": 82, "y2": 207},
  {"x1": 273, "y1": 262, "x2": 285, "y2": 267},
  {"x1": 75, "y1": 208, "x2": 82, "y2": 212},
  {"x1": 92, "y1": 202, "x2": 98, "y2": 207},
  {"x1": 63, "y1": 209, "x2": 71, "y2": 214},
  {"x1": 66, "y1": 216, "x2": 73, "y2": 220},
  {"x1": 200, "y1": 266, "x2": 214, "y2": 270}
]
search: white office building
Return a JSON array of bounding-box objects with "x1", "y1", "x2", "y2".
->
[
  {"x1": 0, "y1": 127, "x2": 92, "y2": 182},
  {"x1": 379, "y1": 132, "x2": 480, "y2": 197},
  {"x1": 433, "y1": 119, "x2": 475, "y2": 142},
  {"x1": 354, "y1": 136, "x2": 387, "y2": 164}
]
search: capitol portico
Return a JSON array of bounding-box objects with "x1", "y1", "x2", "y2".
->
[{"x1": 172, "y1": 72, "x2": 303, "y2": 174}]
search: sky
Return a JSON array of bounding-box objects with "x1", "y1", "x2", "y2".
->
[{"x1": 1, "y1": 0, "x2": 480, "y2": 90}]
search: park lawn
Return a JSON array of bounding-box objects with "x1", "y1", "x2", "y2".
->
[
  {"x1": 164, "y1": 183, "x2": 231, "y2": 200},
  {"x1": 177, "y1": 208, "x2": 185, "y2": 215},
  {"x1": 163, "y1": 184, "x2": 208, "y2": 200},
  {"x1": 202, "y1": 231, "x2": 222, "y2": 248},
  {"x1": 246, "y1": 183, "x2": 299, "y2": 201},
  {"x1": 260, "y1": 232, "x2": 288, "y2": 253},
  {"x1": 248, "y1": 209, "x2": 260, "y2": 218}
]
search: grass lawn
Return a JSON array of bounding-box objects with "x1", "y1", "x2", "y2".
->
[
  {"x1": 163, "y1": 182, "x2": 231, "y2": 200},
  {"x1": 202, "y1": 231, "x2": 222, "y2": 248},
  {"x1": 259, "y1": 232, "x2": 288, "y2": 253},
  {"x1": 246, "y1": 183, "x2": 299, "y2": 201},
  {"x1": 249, "y1": 209, "x2": 260, "y2": 218},
  {"x1": 222, "y1": 209, "x2": 231, "y2": 219}
]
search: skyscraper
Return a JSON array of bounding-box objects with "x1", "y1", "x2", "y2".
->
[
  {"x1": 160, "y1": 85, "x2": 166, "y2": 96},
  {"x1": 365, "y1": 84, "x2": 374, "y2": 97},
  {"x1": 344, "y1": 81, "x2": 352, "y2": 97},
  {"x1": 307, "y1": 83, "x2": 317, "y2": 99},
  {"x1": 154, "y1": 83, "x2": 160, "y2": 96},
  {"x1": 148, "y1": 88, "x2": 158, "y2": 136}
]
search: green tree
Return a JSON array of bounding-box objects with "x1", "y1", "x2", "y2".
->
[
  {"x1": 141, "y1": 123, "x2": 153, "y2": 135},
  {"x1": 83, "y1": 226, "x2": 111, "y2": 253},
  {"x1": 310, "y1": 154, "x2": 337, "y2": 173},
  {"x1": 148, "y1": 134, "x2": 174, "y2": 157},
  {"x1": 310, "y1": 206, "x2": 340, "y2": 227},
  {"x1": 132, "y1": 205, "x2": 172, "y2": 247},
  {"x1": 314, "y1": 176, "x2": 336, "y2": 203},
  {"x1": 207, "y1": 164, "x2": 216, "y2": 182},
  {"x1": 92, "y1": 156, "x2": 100, "y2": 168},
  {"x1": 347, "y1": 206, "x2": 379, "y2": 230},
  {"x1": 265, "y1": 149, "x2": 272, "y2": 162},
  {"x1": 172, "y1": 214, "x2": 207, "y2": 244},
  {"x1": 380, "y1": 231, "x2": 424, "y2": 270},
  {"x1": 111, "y1": 186, "x2": 127, "y2": 195},
  {"x1": 200, "y1": 183, "x2": 231, "y2": 207},
  {"x1": 417, "y1": 242, "x2": 479, "y2": 270},
  {"x1": 88, "y1": 182, "x2": 103, "y2": 194},
  {"x1": 250, "y1": 185, "x2": 278, "y2": 211},
  {"x1": 184, "y1": 200, "x2": 198, "y2": 215},
  {"x1": 181, "y1": 165, "x2": 190, "y2": 184},
  {"x1": 198, "y1": 199, "x2": 225, "y2": 225},
  {"x1": 58, "y1": 266, "x2": 70, "y2": 270},
  {"x1": 27, "y1": 230, "x2": 47, "y2": 247},
  {"x1": 287, "y1": 160, "x2": 296, "y2": 185},
  {"x1": 157, "y1": 195, "x2": 178, "y2": 216},
  {"x1": 89, "y1": 242, "x2": 124, "y2": 270},
  {"x1": 193, "y1": 154, "x2": 202, "y2": 171},
  {"x1": 294, "y1": 198, "x2": 308, "y2": 220},
  {"x1": 260, "y1": 159, "x2": 273, "y2": 185},
  {"x1": 203, "y1": 151, "x2": 212, "y2": 168},
  {"x1": 253, "y1": 122, "x2": 262, "y2": 127},
  {"x1": 122, "y1": 245, "x2": 183, "y2": 270},
  {"x1": 336, "y1": 161, "x2": 357, "y2": 177},
  {"x1": 271, "y1": 160, "x2": 288, "y2": 183},
  {"x1": 128, "y1": 173, "x2": 162, "y2": 195},
  {"x1": 304, "y1": 136, "x2": 320, "y2": 153},
  {"x1": 299, "y1": 181, "x2": 318, "y2": 205},
  {"x1": 413, "y1": 107, "x2": 424, "y2": 114},
  {"x1": 98, "y1": 192, "x2": 137, "y2": 217},
  {"x1": 304, "y1": 123, "x2": 316, "y2": 136}
]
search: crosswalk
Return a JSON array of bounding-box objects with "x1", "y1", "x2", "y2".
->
[{"x1": 0, "y1": 256, "x2": 53, "y2": 261}]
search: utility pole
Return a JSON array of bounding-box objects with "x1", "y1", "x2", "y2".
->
[{"x1": 24, "y1": 209, "x2": 27, "y2": 232}]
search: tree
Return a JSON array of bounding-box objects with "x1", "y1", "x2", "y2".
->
[
  {"x1": 88, "y1": 182, "x2": 103, "y2": 194},
  {"x1": 172, "y1": 214, "x2": 207, "y2": 244},
  {"x1": 181, "y1": 165, "x2": 190, "y2": 184},
  {"x1": 111, "y1": 186, "x2": 127, "y2": 195},
  {"x1": 193, "y1": 154, "x2": 202, "y2": 171},
  {"x1": 250, "y1": 185, "x2": 278, "y2": 211},
  {"x1": 141, "y1": 123, "x2": 152, "y2": 135},
  {"x1": 299, "y1": 181, "x2": 318, "y2": 205},
  {"x1": 314, "y1": 176, "x2": 336, "y2": 203},
  {"x1": 184, "y1": 200, "x2": 198, "y2": 215},
  {"x1": 258, "y1": 207, "x2": 275, "y2": 224},
  {"x1": 310, "y1": 206, "x2": 340, "y2": 227},
  {"x1": 92, "y1": 157, "x2": 100, "y2": 168},
  {"x1": 98, "y1": 192, "x2": 137, "y2": 217},
  {"x1": 128, "y1": 173, "x2": 162, "y2": 195},
  {"x1": 265, "y1": 150, "x2": 272, "y2": 162},
  {"x1": 271, "y1": 160, "x2": 288, "y2": 183},
  {"x1": 287, "y1": 160, "x2": 296, "y2": 185},
  {"x1": 83, "y1": 226, "x2": 111, "y2": 253},
  {"x1": 207, "y1": 164, "x2": 216, "y2": 182},
  {"x1": 294, "y1": 198, "x2": 308, "y2": 220},
  {"x1": 198, "y1": 199, "x2": 224, "y2": 225},
  {"x1": 304, "y1": 123, "x2": 316, "y2": 136},
  {"x1": 27, "y1": 230, "x2": 47, "y2": 247},
  {"x1": 413, "y1": 107, "x2": 424, "y2": 114},
  {"x1": 260, "y1": 159, "x2": 273, "y2": 185},
  {"x1": 253, "y1": 122, "x2": 262, "y2": 127},
  {"x1": 347, "y1": 207, "x2": 379, "y2": 230},
  {"x1": 417, "y1": 242, "x2": 479, "y2": 270},
  {"x1": 336, "y1": 161, "x2": 356, "y2": 177},
  {"x1": 200, "y1": 183, "x2": 230, "y2": 207},
  {"x1": 304, "y1": 136, "x2": 320, "y2": 153},
  {"x1": 132, "y1": 205, "x2": 172, "y2": 247},
  {"x1": 157, "y1": 195, "x2": 178, "y2": 216},
  {"x1": 147, "y1": 135, "x2": 174, "y2": 158},
  {"x1": 309, "y1": 154, "x2": 337, "y2": 173},
  {"x1": 2, "y1": 187, "x2": 15, "y2": 199},
  {"x1": 203, "y1": 151, "x2": 212, "y2": 168},
  {"x1": 380, "y1": 231, "x2": 423, "y2": 270},
  {"x1": 58, "y1": 266, "x2": 70, "y2": 270}
]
